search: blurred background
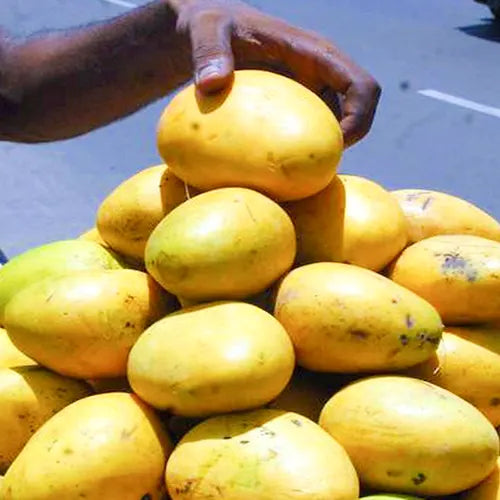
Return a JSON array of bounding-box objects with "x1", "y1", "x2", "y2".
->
[{"x1": 1, "y1": 0, "x2": 499, "y2": 257}]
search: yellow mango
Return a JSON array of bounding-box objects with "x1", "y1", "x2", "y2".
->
[
  {"x1": 405, "y1": 327, "x2": 500, "y2": 427},
  {"x1": 0, "y1": 366, "x2": 91, "y2": 472},
  {"x1": 319, "y1": 376, "x2": 499, "y2": 496},
  {"x1": 392, "y1": 189, "x2": 500, "y2": 244},
  {"x1": 0, "y1": 328, "x2": 36, "y2": 368},
  {"x1": 274, "y1": 263, "x2": 442, "y2": 372},
  {"x1": 97, "y1": 164, "x2": 194, "y2": 260},
  {"x1": 78, "y1": 227, "x2": 110, "y2": 248},
  {"x1": 157, "y1": 70, "x2": 343, "y2": 201},
  {"x1": 4, "y1": 269, "x2": 174, "y2": 379},
  {"x1": 2, "y1": 393, "x2": 172, "y2": 499},
  {"x1": 388, "y1": 235, "x2": 500, "y2": 324},
  {"x1": 128, "y1": 301, "x2": 295, "y2": 416},
  {"x1": 284, "y1": 175, "x2": 408, "y2": 270},
  {"x1": 145, "y1": 187, "x2": 296, "y2": 301},
  {"x1": 166, "y1": 409, "x2": 359, "y2": 500}
]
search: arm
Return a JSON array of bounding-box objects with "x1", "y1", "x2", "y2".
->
[
  {"x1": 0, "y1": 0, "x2": 380, "y2": 145},
  {"x1": 0, "y1": 1, "x2": 191, "y2": 142}
]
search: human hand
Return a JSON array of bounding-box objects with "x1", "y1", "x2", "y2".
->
[{"x1": 169, "y1": 0, "x2": 381, "y2": 146}]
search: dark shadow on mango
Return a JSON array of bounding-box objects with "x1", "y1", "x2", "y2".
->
[
  {"x1": 175, "y1": 410, "x2": 283, "y2": 446},
  {"x1": 266, "y1": 366, "x2": 359, "y2": 422},
  {"x1": 282, "y1": 176, "x2": 346, "y2": 266},
  {"x1": 146, "y1": 274, "x2": 179, "y2": 318},
  {"x1": 195, "y1": 75, "x2": 233, "y2": 114}
]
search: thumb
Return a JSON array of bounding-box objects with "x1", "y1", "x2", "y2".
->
[{"x1": 191, "y1": 13, "x2": 234, "y2": 94}]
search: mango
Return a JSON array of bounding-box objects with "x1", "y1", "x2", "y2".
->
[
  {"x1": 284, "y1": 175, "x2": 408, "y2": 270},
  {"x1": 405, "y1": 327, "x2": 500, "y2": 427},
  {"x1": 392, "y1": 189, "x2": 500, "y2": 244},
  {"x1": 2, "y1": 393, "x2": 172, "y2": 500},
  {"x1": 78, "y1": 227, "x2": 110, "y2": 248},
  {"x1": 166, "y1": 409, "x2": 359, "y2": 500},
  {"x1": 319, "y1": 376, "x2": 499, "y2": 496},
  {"x1": 97, "y1": 164, "x2": 194, "y2": 261},
  {"x1": 0, "y1": 328, "x2": 36, "y2": 368},
  {"x1": 461, "y1": 457, "x2": 500, "y2": 500},
  {"x1": 0, "y1": 240, "x2": 122, "y2": 324},
  {"x1": 388, "y1": 235, "x2": 500, "y2": 324},
  {"x1": 361, "y1": 496, "x2": 424, "y2": 500},
  {"x1": 157, "y1": 70, "x2": 343, "y2": 201},
  {"x1": 274, "y1": 263, "x2": 442, "y2": 372},
  {"x1": 145, "y1": 187, "x2": 296, "y2": 301},
  {"x1": 4, "y1": 269, "x2": 174, "y2": 379},
  {"x1": 0, "y1": 366, "x2": 91, "y2": 472},
  {"x1": 128, "y1": 301, "x2": 295, "y2": 416}
]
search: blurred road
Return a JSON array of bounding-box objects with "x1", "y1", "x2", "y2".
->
[{"x1": 1, "y1": 0, "x2": 499, "y2": 257}]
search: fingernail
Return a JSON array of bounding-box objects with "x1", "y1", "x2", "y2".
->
[{"x1": 195, "y1": 59, "x2": 226, "y2": 85}]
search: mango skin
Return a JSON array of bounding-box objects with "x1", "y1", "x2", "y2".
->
[
  {"x1": 166, "y1": 409, "x2": 359, "y2": 500},
  {"x1": 0, "y1": 328, "x2": 36, "y2": 368},
  {"x1": 0, "y1": 366, "x2": 92, "y2": 473},
  {"x1": 461, "y1": 457, "x2": 500, "y2": 500},
  {"x1": 2, "y1": 393, "x2": 172, "y2": 500},
  {"x1": 145, "y1": 187, "x2": 296, "y2": 301},
  {"x1": 405, "y1": 327, "x2": 500, "y2": 427},
  {"x1": 78, "y1": 227, "x2": 110, "y2": 247},
  {"x1": 158, "y1": 70, "x2": 343, "y2": 202},
  {"x1": 97, "y1": 164, "x2": 194, "y2": 261},
  {"x1": 361, "y1": 496, "x2": 423, "y2": 500},
  {"x1": 0, "y1": 240, "x2": 122, "y2": 324},
  {"x1": 388, "y1": 235, "x2": 500, "y2": 325},
  {"x1": 4, "y1": 269, "x2": 174, "y2": 379},
  {"x1": 284, "y1": 175, "x2": 408, "y2": 271},
  {"x1": 319, "y1": 376, "x2": 499, "y2": 496},
  {"x1": 392, "y1": 189, "x2": 500, "y2": 244},
  {"x1": 128, "y1": 301, "x2": 295, "y2": 417},
  {"x1": 274, "y1": 263, "x2": 443, "y2": 373}
]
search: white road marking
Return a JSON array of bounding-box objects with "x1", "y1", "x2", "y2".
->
[
  {"x1": 101, "y1": 0, "x2": 137, "y2": 9},
  {"x1": 418, "y1": 89, "x2": 500, "y2": 119}
]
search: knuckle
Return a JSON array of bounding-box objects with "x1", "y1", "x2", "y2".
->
[
  {"x1": 193, "y1": 41, "x2": 229, "y2": 63},
  {"x1": 357, "y1": 75, "x2": 382, "y2": 99},
  {"x1": 193, "y1": 8, "x2": 226, "y2": 24}
]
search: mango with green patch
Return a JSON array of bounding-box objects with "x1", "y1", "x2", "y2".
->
[
  {"x1": 0, "y1": 240, "x2": 123, "y2": 324},
  {"x1": 4, "y1": 269, "x2": 175, "y2": 379},
  {"x1": 145, "y1": 187, "x2": 296, "y2": 302},
  {"x1": 166, "y1": 409, "x2": 359, "y2": 500}
]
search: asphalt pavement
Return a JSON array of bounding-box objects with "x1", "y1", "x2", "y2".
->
[{"x1": 1, "y1": 0, "x2": 499, "y2": 257}]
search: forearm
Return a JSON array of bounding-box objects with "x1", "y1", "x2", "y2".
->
[{"x1": 0, "y1": 0, "x2": 191, "y2": 143}]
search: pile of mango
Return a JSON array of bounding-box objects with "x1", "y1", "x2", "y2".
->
[{"x1": 0, "y1": 70, "x2": 499, "y2": 500}]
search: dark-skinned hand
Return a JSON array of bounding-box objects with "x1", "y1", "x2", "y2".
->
[{"x1": 170, "y1": 0, "x2": 381, "y2": 146}]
